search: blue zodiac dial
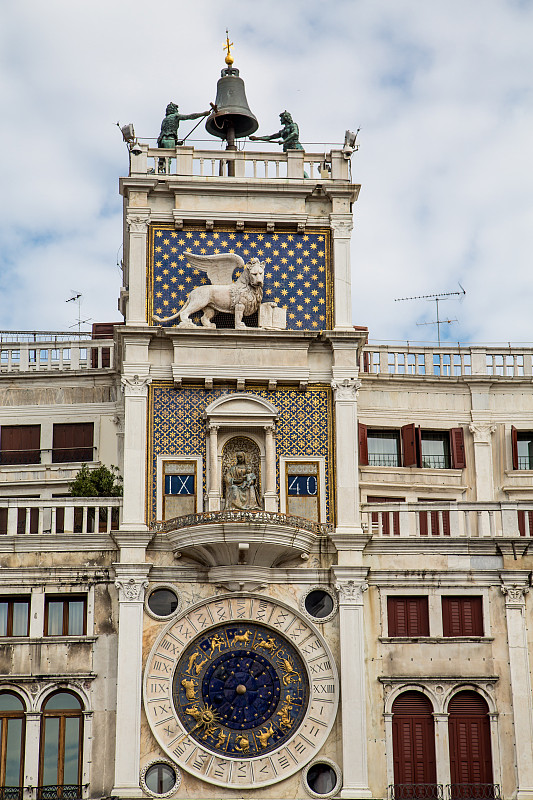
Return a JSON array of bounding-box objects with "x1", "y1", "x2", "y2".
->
[{"x1": 172, "y1": 622, "x2": 310, "y2": 757}]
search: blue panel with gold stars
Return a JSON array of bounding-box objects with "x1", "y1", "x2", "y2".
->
[
  {"x1": 148, "y1": 226, "x2": 332, "y2": 330},
  {"x1": 172, "y1": 622, "x2": 309, "y2": 758}
]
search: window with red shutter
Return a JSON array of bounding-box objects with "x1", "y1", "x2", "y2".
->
[
  {"x1": 448, "y1": 691, "x2": 493, "y2": 788},
  {"x1": 52, "y1": 423, "x2": 94, "y2": 464},
  {"x1": 0, "y1": 425, "x2": 40, "y2": 465},
  {"x1": 401, "y1": 424, "x2": 418, "y2": 467},
  {"x1": 358, "y1": 423, "x2": 368, "y2": 466},
  {"x1": 388, "y1": 597, "x2": 429, "y2": 637},
  {"x1": 392, "y1": 691, "x2": 437, "y2": 795},
  {"x1": 442, "y1": 596, "x2": 483, "y2": 637},
  {"x1": 450, "y1": 428, "x2": 466, "y2": 468}
]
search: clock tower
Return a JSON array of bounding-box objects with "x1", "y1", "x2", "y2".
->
[{"x1": 113, "y1": 47, "x2": 367, "y2": 799}]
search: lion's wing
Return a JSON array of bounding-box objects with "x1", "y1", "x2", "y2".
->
[{"x1": 185, "y1": 252, "x2": 245, "y2": 285}]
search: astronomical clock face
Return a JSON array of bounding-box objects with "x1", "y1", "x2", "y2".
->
[{"x1": 144, "y1": 594, "x2": 338, "y2": 789}]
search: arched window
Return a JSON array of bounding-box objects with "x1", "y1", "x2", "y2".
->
[
  {"x1": 392, "y1": 691, "x2": 438, "y2": 799},
  {"x1": 448, "y1": 691, "x2": 493, "y2": 798},
  {"x1": 39, "y1": 692, "x2": 83, "y2": 800},
  {"x1": 0, "y1": 692, "x2": 25, "y2": 797}
]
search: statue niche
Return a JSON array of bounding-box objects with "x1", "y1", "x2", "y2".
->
[{"x1": 222, "y1": 437, "x2": 261, "y2": 511}]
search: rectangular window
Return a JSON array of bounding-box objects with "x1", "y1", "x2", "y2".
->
[
  {"x1": 442, "y1": 596, "x2": 483, "y2": 636},
  {"x1": 285, "y1": 462, "x2": 320, "y2": 522},
  {"x1": 0, "y1": 425, "x2": 40, "y2": 465},
  {"x1": 0, "y1": 597, "x2": 30, "y2": 637},
  {"x1": 52, "y1": 423, "x2": 94, "y2": 463},
  {"x1": 44, "y1": 596, "x2": 86, "y2": 636},
  {"x1": 367, "y1": 430, "x2": 401, "y2": 467},
  {"x1": 512, "y1": 428, "x2": 533, "y2": 470},
  {"x1": 163, "y1": 461, "x2": 197, "y2": 520},
  {"x1": 420, "y1": 431, "x2": 451, "y2": 469},
  {"x1": 387, "y1": 596, "x2": 429, "y2": 637}
]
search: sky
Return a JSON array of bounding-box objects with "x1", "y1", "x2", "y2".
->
[{"x1": 0, "y1": 0, "x2": 532, "y2": 344}]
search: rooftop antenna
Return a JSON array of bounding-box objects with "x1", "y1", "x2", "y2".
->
[
  {"x1": 395, "y1": 285, "x2": 466, "y2": 346},
  {"x1": 66, "y1": 291, "x2": 92, "y2": 336}
]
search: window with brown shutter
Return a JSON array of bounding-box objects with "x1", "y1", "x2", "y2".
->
[
  {"x1": 392, "y1": 691, "x2": 437, "y2": 793},
  {"x1": 512, "y1": 428, "x2": 533, "y2": 470},
  {"x1": 52, "y1": 423, "x2": 94, "y2": 463},
  {"x1": 0, "y1": 425, "x2": 40, "y2": 465},
  {"x1": 358, "y1": 423, "x2": 368, "y2": 466},
  {"x1": 442, "y1": 596, "x2": 483, "y2": 637},
  {"x1": 401, "y1": 424, "x2": 418, "y2": 467},
  {"x1": 448, "y1": 691, "x2": 493, "y2": 788},
  {"x1": 387, "y1": 596, "x2": 429, "y2": 637}
]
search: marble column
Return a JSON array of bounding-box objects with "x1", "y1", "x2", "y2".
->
[
  {"x1": 263, "y1": 424, "x2": 278, "y2": 512},
  {"x1": 330, "y1": 217, "x2": 354, "y2": 330},
  {"x1": 334, "y1": 572, "x2": 372, "y2": 799},
  {"x1": 332, "y1": 379, "x2": 362, "y2": 533},
  {"x1": 23, "y1": 712, "x2": 41, "y2": 798},
  {"x1": 433, "y1": 713, "x2": 451, "y2": 788},
  {"x1": 112, "y1": 564, "x2": 151, "y2": 798},
  {"x1": 469, "y1": 423, "x2": 496, "y2": 536},
  {"x1": 208, "y1": 424, "x2": 220, "y2": 511},
  {"x1": 501, "y1": 580, "x2": 533, "y2": 800},
  {"x1": 125, "y1": 211, "x2": 150, "y2": 325},
  {"x1": 121, "y1": 374, "x2": 151, "y2": 530}
]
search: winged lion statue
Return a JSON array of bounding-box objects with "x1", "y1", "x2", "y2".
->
[{"x1": 152, "y1": 252, "x2": 265, "y2": 329}]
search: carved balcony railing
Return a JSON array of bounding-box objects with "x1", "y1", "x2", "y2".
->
[
  {"x1": 446, "y1": 784, "x2": 501, "y2": 800},
  {"x1": 129, "y1": 144, "x2": 351, "y2": 182},
  {"x1": 362, "y1": 343, "x2": 533, "y2": 378},
  {"x1": 363, "y1": 501, "x2": 533, "y2": 539},
  {"x1": 154, "y1": 509, "x2": 333, "y2": 536},
  {"x1": 389, "y1": 784, "x2": 444, "y2": 800},
  {"x1": 0, "y1": 498, "x2": 122, "y2": 535},
  {"x1": 0, "y1": 333, "x2": 114, "y2": 373}
]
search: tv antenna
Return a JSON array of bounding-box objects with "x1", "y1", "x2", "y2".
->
[
  {"x1": 395, "y1": 285, "x2": 466, "y2": 346},
  {"x1": 66, "y1": 291, "x2": 92, "y2": 336}
]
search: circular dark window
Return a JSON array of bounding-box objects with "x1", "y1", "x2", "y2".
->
[
  {"x1": 305, "y1": 762, "x2": 339, "y2": 796},
  {"x1": 148, "y1": 588, "x2": 178, "y2": 618},
  {"x1": 304, "y1": 589, "x2": 335, "y2": 620},
  {"x1": 144, "y1": 763, "x2": 177, "y2": 795}
]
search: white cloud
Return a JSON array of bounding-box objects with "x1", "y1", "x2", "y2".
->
[{"x1": 0, "y1": 0, "x2": 531, "y2": 342}]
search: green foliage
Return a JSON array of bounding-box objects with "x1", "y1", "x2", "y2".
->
[{"x1": 69, "y1": 464, "x2": 123, "y2": 497}]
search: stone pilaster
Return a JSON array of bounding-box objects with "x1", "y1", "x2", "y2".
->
[
  {"x1": 469, "y1": 422, "x2": 496, "y2": 502},
  {"x1": 125, "y1": 210, "x2": 150, "y2": 325},
  {"x1": 501, "y1": 578, "x2": 533, "y2": 800},
  {"x1": 208, "y1": 424, "x2": 220, "y2": 511},
  {"x1": 330, "y1": 217, "x2": 354, "y2": 330},
  {"x1": 112, "y1": 563, "x2": 151, "y2": 798},
  {"x1": 334, "y1": 570, "x2": 372, "y2": 799},
  {"x1": 332, "y1": 378, "x2": 362, "y2": 533},
  {"x1": 121, "y1": 374, "x2": 152, "y2": 530},
  {"x1": 263, "y1": 423, "x2": 278, "y2": 511}
]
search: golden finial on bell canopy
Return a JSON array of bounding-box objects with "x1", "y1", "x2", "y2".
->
[{"x1": 223, "y1": 30, "x2": 234, "y2": 66}]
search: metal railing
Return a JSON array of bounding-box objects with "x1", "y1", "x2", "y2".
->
[
  {"x1": 154, "y1": 509, "x2": 333, "y2": 536},
  {"x1": 389, "y1": 784, "x2": 443, "y2": 800},
  {"x1": 0, "y1": 339, "x2": 114, "y2": 373},
  {"x1": 446, "y1": 785, "x2": 501, "y2": 800},
  {"x1": 129, "y1": 144, "x2": 351, "y2": 182},
  {"x1": 37, "y1": 786, "x2": 82, "y2": 800},
  {"x1": 0, "y1": 498, "x2": 121, "y2": 535},
  {"x1": 0, "y1": 789, "x2": 23, "y2": 800},
  {"x1": 363, "y1": 501, "x2": 533, "y2": 538},
  {"x1": 362, "y1": 344, "x2": 533, "y2": 378}
]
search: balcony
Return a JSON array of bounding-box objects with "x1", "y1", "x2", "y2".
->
[
  {"x1": 0, "y1": 332, "x2": 114, "y2": 374},
  {"x1": 388, "y1": 786, "x2": 501, "y2": 800},
  {"x1": 363, "y1": 500, "x2": 533, "y2": 538},
  {"x1": 362, "y1": 344, "x2": 533, "y2": 379},
  {"x1": 389, "y1": 785, "x2": 443, "y2": 800}
]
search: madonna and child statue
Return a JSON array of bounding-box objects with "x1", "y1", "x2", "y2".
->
[{"x1": 224, "y1": 451, "x2": 261, "y2": 511}]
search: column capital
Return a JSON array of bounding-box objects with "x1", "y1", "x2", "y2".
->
[
  {"x1": 331, "y1": 377, "x2": 361, "y2": 401},
  {"x1": 330, "y1": 216, "x2": 354, "y2": 238},
  {"x1": 335, "y1": 578, "x2": 368, "y2": 605},
  {"x1": 126, "y1": 209, "x2": 151, "y2": 234},
  {"x1": 121, "y1": 374, "x2": 152, "y2": 397},
  {"x1": 208, "y1": 423, "x2": 219, "y2": 433},
  {"x1": 501, "y1": 582, "x2": 529, "y2": 605},
  {"x1": 114, "y1": 564, "x2": 151, "y2": 602},
  {"x1": 263, "y1": 423, "x2": 276, "y2": 435},
  {"x1": 469, "y1": 422, "x2": 496, "y2": 444}
]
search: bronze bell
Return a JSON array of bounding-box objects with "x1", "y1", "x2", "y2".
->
[{"x1": 206, "y1": 66, "x2": 258, "y2": 146}]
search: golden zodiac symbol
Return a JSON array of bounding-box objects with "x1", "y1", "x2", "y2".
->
[
  {"x1": 208, "y1": 633, "x2": 225, "y2": 657},
  {"x1": 175, "y1": 704, "x2": 221, "y2": 749},
  {"x1": 276, "y1": 704, "x2": 293, "y2": 730},
  {"x1": 193, "y1": 656, "x2": 208, "y2": 675},
  {"x1": 234, "y1": 734, "x2": 250, "y2": 753},
  {"x1": 215, "y1": 727, "x2": 228, "y2": 748},
  {"x1": 276, "y1": 654, "x2": 301, "y2": 686},
  {"x1": 256, "y1": 723, "x2": 274, "y2": 748},
  {"x1": 253, "y1": 635, "x2": 278, "y2": 654},
  {"x1": 231, "y1": 630, "x2": 252, "y2": 646},
  {"x1": 186, "y1": 651, "x2": 201, "y2": 674},
  {"x1": 181, "y1": 678, "x2": 198, "y2": 701}
]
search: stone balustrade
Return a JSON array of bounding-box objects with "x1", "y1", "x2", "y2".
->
[
  {"x1": 362, "y1": 500, "x2": 533, "y2": 538},
  {"x1": 0, "y1": 497, "x2": 122, "y2": 534},
  {"x1": 0, "y1": 335, "x2": 114, "y2": 373},
  {"x1": 361, "y1": 344, "x2": 533, "y2": 378},
  {"x1": 129, "y1": 144, "x2": 349, "y2": 181}
]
